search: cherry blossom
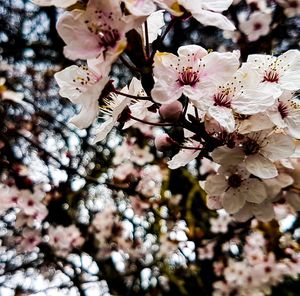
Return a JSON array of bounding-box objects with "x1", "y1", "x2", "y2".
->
[
  {"x1": 194, "y1": 64, "x2": 275, "y2": 132},
  {"x1": 245, "y1": 50, "x2": 300, "y2": 99},
  {"x1": 48, "y1": 225, "x2": 84, "y2": 257},
  {"x1": 212, "y1": 129, "x2": 296, "y2": 178},
  {"x1": 54, "y1": 60, "x2": 109, "y2": 129},
  {"x1": 276, "y1": 0, "x2": 300, "y2": 17},
  {"x1": 209, "y1": 213, "x2": 231, "y2": 233},
  {"x1": 267, "y1": 91, "x2": 300, "y2": 139},
  {"x1": 19, "y1": 229, "x2": 42, "y2": 253},
  {"x1": 239, "y1": 11, "x2": 272, "y2": 42},
  {"x1": 152, "y1": 45, "x2": 240, "y2": 104},
  {"x1": 56, "y1": 0, "x2": 144, "y2": 61},
  {"x1": 205, "y1": 165, "x2": 267, "y2": 214}
]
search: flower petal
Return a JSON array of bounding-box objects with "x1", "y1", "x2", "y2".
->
[
  {"x1": 245, "y1": 154, "x2": 277, "y2": 179},
  {"x1": 223, "y1": 188, "x2": 246, "y2": 214},
  {"x1": 241, "y1": 178, "x2": 267, "y2": 204},
  {"x1": 205, "y1": 174, "x2": 228, "y2": 196},
  {"x1": 208, "y1": 106, "x2": 235, "y2": 132}
]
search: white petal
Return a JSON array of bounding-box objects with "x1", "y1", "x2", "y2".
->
[
  {"x1": 202, "y1": 0, "x2": 233, "y2": 12},
  {"x1": 201, "y1": 52, "x2": 240, "y2": 87},
  {"x1": 245, "y1": 154, "x2": 278, "y2": 179},
  {"x1": 285, "y1": 109, "x2": 300, "y2": 139},
  {"x1": 69, "y1": 100, "x2": 99, "y2": 129},
  {"x1": 241, "y1": 179, "x2": 267, "y2": 203},
  {"x1": 92, "y1": 119, "x2": 115, "y2": 143},
  {"x1": 233, "y1": 89, "x2": 275, "y2": 115},
  {"x1": 212, "y1": 146, "x2": 245, "y2": 166},
  {"x1": 192, "y1": 10, "x2": 235, "y2": 31},
  {"x1": 262, "y1": 133, "x2": 295, "y2": 161},
  {"x1": 252, "y1": 201, "x2": 275, "y2": 222},
  {"x1": 233, "y1": 203, "x2": 253, "y2": 222},
  {"x1": 177, "y1": 44, "x2": 208, "y2": 59},
  {"x1": 204, "y1": 174, "x2": 228, "y2": 196},
  {"x1": 237, "y1": 113, "x2": 274, "y2": 134},
  {"x1": 223, "y1": 188, "x2": 246, "y2": 214},
  {"x1": 151, "y1": 80, "x2": 183, "y2": 104},
  {"x1": 208, "y1": 106, "x2": 235, "y2": 132},
  {"x1": 167, "y1": 147, "x2": 200, "y2": 169}
]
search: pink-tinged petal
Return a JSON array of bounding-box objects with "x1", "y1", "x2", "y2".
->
[
  {"x1": 202, "y1": 0, "x2": 233, "y2": 12},
  {"x1": 245, "y1": 154, "x2": 277, "y2": 179},
  {"x1": 201, "y1": 52, "x2": 240, "y2": 87},
  {"x1": 252, "y1": 201, "x2": 275, "y2": 222},
  {"x1": 212, "y1": 146, "x2": 245, "y2": 166},
  {"x1": 208, "y1": 106, "x2": 235, "y2": 132},
  {"x1": 153, "y1": 52, "x2": 180, "y2": 79},
  {"x1": 167, "y1": 146, "x2": 201, "y2": 169},
  {"x1": 233, "y1": 203, "x2": 253, "y2": 222},
  {"x1": 57, "y1": 10, "x2": 102, "y2": 60},
  {"x1": 204, "y1": 174, "x2": 228, "y2": 196},
  {"x1": 241, "y1": 179, "x2": 267, "y2": 204},
  {"x1": 192, "y1": 10, "x2": 235, "y2": 31},
  {"x1": 93, "y1": 118, "x2": 115, "y2": 143},
  {"x1": 233, "y1": 89, "x2": 275, "y2": 115},
  {"x1": 151, "y1": 80, "x2": 183, "y2": 104},
  {"x1": 206, "y1": 196, "x2": 222, "y2": 210},
  {"x1": 177, "y1": 45, "x2": 208, "y2": 60},
  {"x1": 261, "y1": 133, "x2": 295, "y2": 161},
  {"x1": 223, "y1": 188, "x2": 246, "y2": 214}
]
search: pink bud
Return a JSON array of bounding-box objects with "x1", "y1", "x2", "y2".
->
[
  {"x1": 159, "y1": 101, "x2": 183, "y2": 122},
  {"x1": 154, "y1": 134, "x2": 175, "y2": 151}
]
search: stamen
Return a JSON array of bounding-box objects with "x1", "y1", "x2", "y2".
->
[{"x1": 177, "y1": 68, "x2": 200, "y2": 87}]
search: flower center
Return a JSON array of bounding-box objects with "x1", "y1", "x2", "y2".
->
[
  {"x1": 289, "y1": 1, "x2": 298, "y2": 8},
  {"x1": 177, "y1": 68, "x2": 200, "y2": 87},
  {"x1": 253, "y1": 22, "x2": 262, "y2": 31},
  {"x1": 243, "y1": 138, "x2": 261, "y2": 155},
  {"x1": 98, "y1": 29, "x2": 120, "y2": 49},
  {"x1": 263, "y1": 69, "x2": 279, "y2": 83},
  {"x1": 278, "y1": 101, "x2": 289, "y2": 119},
  {"x1": 213, "y1": 91, "x2": 232, "y2": 108},
  {"x1": 228, "y1": 174, "x2": 242, "y2": 188}
]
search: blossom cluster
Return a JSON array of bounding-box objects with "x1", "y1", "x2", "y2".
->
[
  {"x1": 31, "y1": 0, "x2": 300, "y2": 222},
  {"x1": 213, "y1": 231, "x2": 300, "y2": 296}
]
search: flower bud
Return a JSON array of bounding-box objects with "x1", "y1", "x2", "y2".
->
[
  {"x1": 159, "y1": 101, "x2": 183, "y2": 122},
  {"x1": 154, "y1": 134, "x2": 175, "y2": 151}
]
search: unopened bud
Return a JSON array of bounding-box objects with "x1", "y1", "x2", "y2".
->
[
  {"x1": 159, "y1": 101, "x2": 183, "y2": 122},
  {"x1": 154, "y1": 134, "x2": 176, "y2": 151}
]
